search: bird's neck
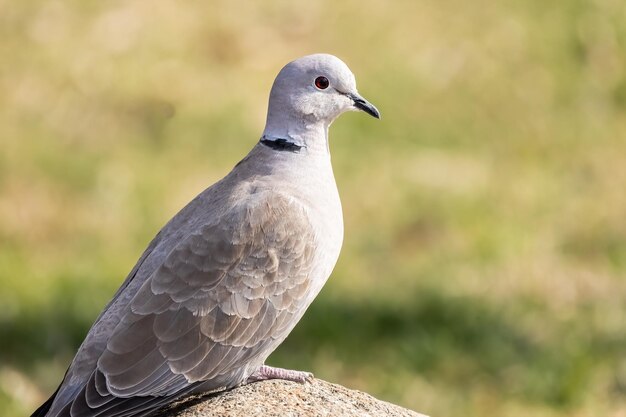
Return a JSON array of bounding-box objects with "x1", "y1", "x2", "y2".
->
[{"x1": 261, "y1": 118, "x2": 330, "y2": 157}]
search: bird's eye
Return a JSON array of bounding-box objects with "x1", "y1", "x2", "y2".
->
[{"x1": 314, "y1": 76, "x2": 329, "y2": 90}]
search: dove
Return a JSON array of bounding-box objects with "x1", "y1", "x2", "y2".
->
[{"x1": 33, "y1": 53, "x2": 380, "y2": 417}]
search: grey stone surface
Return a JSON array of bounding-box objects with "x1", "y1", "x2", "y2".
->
[{"x1": 158, "y1": 379, "x2": 427, "y2": 417}]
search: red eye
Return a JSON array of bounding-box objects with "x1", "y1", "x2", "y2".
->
[{"x1": 314, "y1": 76, "x2": 329, "y2": 90}]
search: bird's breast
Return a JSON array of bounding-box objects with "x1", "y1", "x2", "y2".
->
[{"x1": 294, "y1": 177, "x2": 343, "y2": 296}]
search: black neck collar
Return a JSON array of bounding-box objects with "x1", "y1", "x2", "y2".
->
[{"x1": 260, "y1": 136, "x2": 304, "y2": 153}]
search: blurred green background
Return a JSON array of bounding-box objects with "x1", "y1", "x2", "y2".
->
[{"x1": 1, "y1": 0, "x2": 625, "y2": 416}]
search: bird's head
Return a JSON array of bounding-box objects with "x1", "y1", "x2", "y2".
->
[{"x1": 263, "y1": 54, "x2": 380, "y2": 143}]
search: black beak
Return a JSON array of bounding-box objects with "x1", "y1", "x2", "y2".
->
[{"x1": 348, "y1": 93, "x2": 381, "y2": 119}]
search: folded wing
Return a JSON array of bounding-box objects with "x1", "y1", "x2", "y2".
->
[{"x1": 66, "y1": 193, "x2": 316, "y2": 417}]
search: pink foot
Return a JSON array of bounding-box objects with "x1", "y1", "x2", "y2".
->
[{"x1": 246, "y1": 365, "x2": 314, "y2": 384}]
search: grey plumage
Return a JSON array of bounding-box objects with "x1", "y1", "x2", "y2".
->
[{"x1": 35, "y1": 53, "x2": 379, "y2": 417}]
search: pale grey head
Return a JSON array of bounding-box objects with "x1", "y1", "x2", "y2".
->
[{"x1": 262, "y1": 54, "x2": 380, "y2": 146}]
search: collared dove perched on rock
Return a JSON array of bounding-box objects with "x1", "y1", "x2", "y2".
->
[{"x1": 33, "y1": 53, "x2": 380, "y2": 417}]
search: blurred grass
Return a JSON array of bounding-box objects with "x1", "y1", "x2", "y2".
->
[{"x1": 1, "y1": 0, "x2": 625, "y2": 416}]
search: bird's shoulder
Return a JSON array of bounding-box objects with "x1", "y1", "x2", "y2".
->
[{"x1": 130, "y1": 179, "x2": 318, "y2": 314}]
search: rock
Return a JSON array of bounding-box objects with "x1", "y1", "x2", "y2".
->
[{"x1": 157, "y1": 379, "x2": 427, "y2": 417}]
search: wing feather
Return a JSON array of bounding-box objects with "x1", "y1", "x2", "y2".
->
[
  {"x1": 71, "y1": 192, "x2": 317, "y2": 415},
  {"x1": 105, "y1": 315, "x2": 155, "y2": 356},
  {"x1": 152, "y1": 308, "x2": 198, "y2": 344}
]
